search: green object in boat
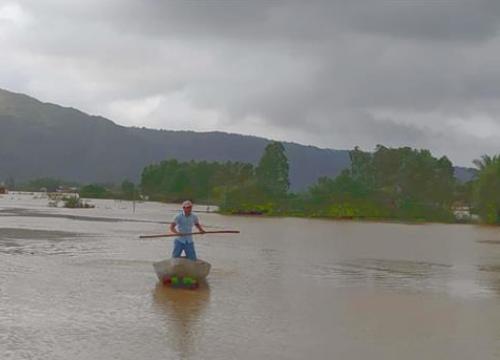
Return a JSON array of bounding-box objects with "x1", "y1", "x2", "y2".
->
[{"x1": 183, "y1": 277, "x2": 196, "y2": 285}]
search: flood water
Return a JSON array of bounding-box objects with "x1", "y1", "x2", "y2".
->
[{"x1": 2, "y1": 193, "x2": 500, "y2": 359}]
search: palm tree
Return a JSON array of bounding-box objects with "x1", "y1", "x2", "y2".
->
[
  {"x1": 472, "y1": 155, "x2": 500, "y2": 171},
  {"x1": 473, "y1": 154, "x2": 500, "y2": 224}
]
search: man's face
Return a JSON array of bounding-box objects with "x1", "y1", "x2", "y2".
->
[{"x1": 183, "y1": 205, "x2": 192, "y2": 215}]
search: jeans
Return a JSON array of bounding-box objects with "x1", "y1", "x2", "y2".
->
[{"x1": 172, "y1": 239, "x2": 197, "y2": 261}]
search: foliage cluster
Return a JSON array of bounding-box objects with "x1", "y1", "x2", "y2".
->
[
  {"x1": 62, "y1": 196, "x2": 95, "y2": 209},
  {"x1": 78, "y1": 181, "x2": 138, "y2": 200},
  {"x1": 222, "y1": 144, "x2": 458, "y2": 221},
  {"x1": 472, "y1": 155, "x2": 500, "y2": 224},
  {"x1": 335, "y1": 145, "x2": 457, "y2": 221},
  {"x1": 139, "y1": 142, "x2": 469, "y2": 222},
  {"x1": 141, "y1": 159, "x2": 254, "y2": 203},
  {"x1": 223, "y1": 145, "x2": 470, "y2": 222}
]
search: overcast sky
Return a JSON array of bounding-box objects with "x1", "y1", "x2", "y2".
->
[{"x1": 1, "y1": 1, "x2": 500, "y2": 166}]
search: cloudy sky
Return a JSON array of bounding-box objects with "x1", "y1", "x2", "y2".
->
[{"x1": 1, "y1": 0, "x2": 500, "y2": 166}]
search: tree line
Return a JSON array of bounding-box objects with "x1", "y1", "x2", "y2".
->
[
  {"x1": 140, "y1": 142, "x2": 500, "y2": 224},
  {"x1": 10, "y1": 141, "x2": 500, "y2": 224}
]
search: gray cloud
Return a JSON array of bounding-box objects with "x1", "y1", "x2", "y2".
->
[{"x1": 2, "y1": 0, "x2": 500, "y2": 166}]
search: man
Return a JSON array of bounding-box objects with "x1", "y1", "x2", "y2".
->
[{"x1": 169, "y1": 200, "x2": 205, "y2": 261}]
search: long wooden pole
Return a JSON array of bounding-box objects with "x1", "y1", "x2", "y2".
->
[{"x1": 139, "y1": 230, "x2": 240, "y2": 239}]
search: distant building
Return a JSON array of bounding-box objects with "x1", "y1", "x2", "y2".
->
[
  {"x1": 0, "y1": 186, "x2": 7, "y2": 194},
  {"x1": 56, "y1": 186, "x2": 78, "y2": 194},
  {"x1": 452, "y1": 201, "x2": 472, "y2": 221}
]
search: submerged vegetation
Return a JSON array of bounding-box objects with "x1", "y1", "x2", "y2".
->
[{"x1": 62, "y1": 196, "x2": 95, "y2": 209}]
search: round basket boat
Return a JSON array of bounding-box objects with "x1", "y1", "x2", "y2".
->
[{"x1": 153, "y1": 257, "x2": 211, "y2": 281}]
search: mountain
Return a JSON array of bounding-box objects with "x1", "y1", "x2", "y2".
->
[
  {"x1": 0, "y1": 88, "x2": 476, "y2": 189},
  {"x1": 0, "y1": 88, "x2": 351, "y2": 190},
  {"x1": 453, "y1": 166, "x2": 477, "y2": 183}
]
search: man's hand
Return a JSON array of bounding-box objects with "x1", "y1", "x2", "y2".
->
[{"x1": 169, "y1": 222, "x2": 178, "y2": 234}]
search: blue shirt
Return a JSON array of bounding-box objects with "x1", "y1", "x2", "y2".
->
[{"x1": 172, "y1": 212, "x2": 199, "y2": 244}]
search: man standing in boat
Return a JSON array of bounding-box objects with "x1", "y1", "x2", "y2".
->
[{"x1": 169, "y1": 200, "x2": 205, "y2": 261}]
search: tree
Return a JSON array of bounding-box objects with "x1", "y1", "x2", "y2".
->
[
  {"x1": 140, "y1": 159, "x2": 256, "y2": 203},
  {"x1": 256, "y1": 142, "x2": 290, "y2": 197},
  {"x1": 349, "y1": 146, "x2": 375, "y2": 190},
  {"x1": 473, "y1": 155, "x2": 495, "y2": 171},
  {"x1": 473, "y1": 154, "x2": 500, "y2": 224},
  {"x1": 309, "y1": 170, "x2": 371, "y2": 205},
  {"x1": 454, "y1": 181, "x2": 474, "y2": 207},
  {"x1": 80, "y1": 184, "x2": 109, "y2": 199}
]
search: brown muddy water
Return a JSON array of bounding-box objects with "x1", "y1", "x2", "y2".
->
[{"x1": 2, "y1": 192, "x2": 500, "y2": 359}]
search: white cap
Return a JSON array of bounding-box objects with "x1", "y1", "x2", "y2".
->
[{"x1": 182, "y1": 200, "x2": 193, "y2": 208}]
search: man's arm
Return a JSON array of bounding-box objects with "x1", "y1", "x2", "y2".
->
[
  {"x1": 194, "y1": 216, "x2": 205, "y2": 233},
  {"x1": 195, "y1": 223, "x2": 205, "y2": 233},
  {"x1": 169, "y1": 222, "x2": 178, "y2": 234}
]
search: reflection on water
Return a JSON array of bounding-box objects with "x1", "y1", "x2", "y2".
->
[
  {"x1": 152, "y1": 282, "x2": 210, "y2": 360},
  {"x1": 3, "y1": 193, "x2": 500, "y2": 359},
  {"x1": 308, "y1": 258, "x2": 452, "y2": 279},
  {"x1": 477, "y1": 239, "x2": 500, "y2": 245},
  {"x1": 305, "y1": 258, "x2": 497, "y2": 298}
]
